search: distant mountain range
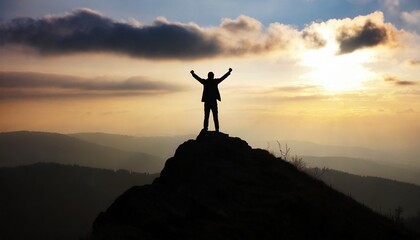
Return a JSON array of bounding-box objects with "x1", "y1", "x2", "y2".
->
[
  {"x1": 263, "y1": 139, "x2": 420, "y2": 170},
  {"x1": 0, "y1": 131, "x2": 419, "y2": 239},
  {"x1": 71, "y1": 132, "x2": 390, "y2": 162},
  {"x1": 265, "y1": 139, "x2": 384, "y2": 160},
  {"x1": 71, "y1": 132, "x2": 420, "y2": 185},
  {"x1": 0, "y1": 131, "x2": 164, "y2": 173},
  {"x1": 0, "y1": 163, "x2": 158, "y2": 240},
  {"x1": 70, "y1": 132, "x2": 193, "y2": 160},
  {"x1": 2, "y1": 131, "x2": 419, "y2": 186}
]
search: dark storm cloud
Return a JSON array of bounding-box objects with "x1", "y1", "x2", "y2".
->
[
  {"x1": 384, "y1": 76, "x2": 417, "y2": 86},
  {"x1": 0, "y1": 71, "x2": 184, "y2": 99},
  {"x1": 0, "y1": 8, "x2": 221, "y2": 59},
  {"x1": 0, "y1": 9, "x2": 327, "y2": 59},
  {"x1": 337, "y1": 20, "x2": 394, "y2": 54}
]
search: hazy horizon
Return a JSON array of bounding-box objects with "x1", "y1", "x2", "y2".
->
[{"x1": 3, "y1": 129, "x2": 420, "y2": 171}]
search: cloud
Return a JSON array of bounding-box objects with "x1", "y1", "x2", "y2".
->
[
  {"x1": 382, "y1": 0, "x2": 400, "y2": 13},
  {"x1": 393, "y1": 80, "x2": 417, "y2": 86},
  {"x1": 0, "y1": 71, "x2": 184, "y2": 99},
  {"x1": 408, "y1": 59, "x2": 420, "y2": 66},
  {"x1": 401, "y1": 10, "x2": 420, "y2": 24},
  {"x1": 396, "y1": 108, "x2": 418, "y2": 114},
  {"x1": 270, "y1": 85, "x2": 319, "y2": 93},
  {"x1": 220, "y1": 15, "x2": 262, "y2": 33},
  {"x1": 336, "y1": 17, "x2": 396, "y2": 54},
  {"x1": 348, "y1": 0, "x2": 376, "y2": 5},
  {"x1": 269, "y1": 94, "x2": 328, "y2": 102},
  {"x1": 0, "y1": 8, "x2": 325, "y2": 59},
  {"x1": 0, "y1": 8, "x2": 221, "y2": 59},
  {"x1": 0, "y1": 8, "x2": 407, "y2": 59},
  {"x1": 401, "y1": 10, "x2": 420, "y2": 32},
  {"x1": 293, "y1": 11, "x2": 399, "y2": 55},
  {"x1": 384, "y1": 76, "x2": 417, "y2": 86},
  {"x1": 302, "y1": 29, "x2": 327, "y2": 48},
  {"x1": 251, "y1": 85, "x2": 327, "y2": 102}
]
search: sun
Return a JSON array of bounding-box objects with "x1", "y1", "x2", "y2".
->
[{"x1": 300, "y1": 31, "x2": 375, "y2": 92}]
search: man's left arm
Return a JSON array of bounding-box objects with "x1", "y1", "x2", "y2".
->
[{"x1": 217, "y1": 68, "x2": 232, "y2": 84}]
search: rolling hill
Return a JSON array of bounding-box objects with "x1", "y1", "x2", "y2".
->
[
  {"x1": 70, "y1": 132, "x2": 192, "y2": 159},
  {"x1": 311, "y1": 168, "x2": 420, "y2": 218},
  {"x1": 0, "y1": 163, "x2": 158, "y2": 240},
  {"x1": 304, "y1": 156, "x2": 420, "y2": 186},
  {"x1": 0, "y1": 131, "x2": 164, "y2": 173}
]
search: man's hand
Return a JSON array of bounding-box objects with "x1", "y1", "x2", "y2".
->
[
  {"x1": 228, "y1": 68, "x2": 232, "y2": 73},
  {"x1": 190, "y1": 70, "x2": 194, "y2": 74}
]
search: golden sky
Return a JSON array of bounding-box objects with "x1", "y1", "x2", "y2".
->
[{"x1": 1, "y1": 7, "x2": 419, "y2": 158}]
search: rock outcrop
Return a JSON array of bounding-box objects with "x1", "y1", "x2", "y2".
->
[{"x1": 91, "y1": 131, "x2": 414, "y2": 240}]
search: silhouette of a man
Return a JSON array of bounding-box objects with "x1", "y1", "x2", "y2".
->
[{"x1": 191, "y1": 68, "x2": 232, "y2": 132}]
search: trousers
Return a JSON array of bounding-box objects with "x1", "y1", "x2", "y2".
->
[{"x1": 204, "y1": 101, "x2": 219, "y2": 131}]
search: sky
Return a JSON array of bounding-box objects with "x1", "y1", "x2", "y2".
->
[{"x1": 1, "y1": 0, "x2": 420, "y2": 164}]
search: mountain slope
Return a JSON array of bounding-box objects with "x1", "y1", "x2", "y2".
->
[
  {"x1": 313, "y1": 168, "x2": 420, "y2": 218},
  {"x1": 91, "y1": 131, "x2": 415, "y2": 240},
  {"x1": 0, "y1": 131, "x2": 164, "y2": 173},
  {"x1": 0, "y1": 163, "x2": 158, "y2": 240},
  {"x1": 304, "y1": 156, "x2": 420, "y2": 185}
]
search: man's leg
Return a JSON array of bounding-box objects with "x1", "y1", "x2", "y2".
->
[
  {"x1": 203, "y1": 102, "x2": 210, "y2": 131},
  {"x1": 212, "y1": 102, "x2": 219, "y2": 132}
]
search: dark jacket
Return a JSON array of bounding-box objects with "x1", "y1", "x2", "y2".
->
[{"x1": 192, "y1": 72, "x2": 231, "y2": 102}]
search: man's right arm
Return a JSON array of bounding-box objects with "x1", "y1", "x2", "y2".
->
[{"x1": 191, "y1": 70, "x2": 204, "y2": 84}]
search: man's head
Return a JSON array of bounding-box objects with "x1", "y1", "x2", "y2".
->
[{"x1": 208, "y1": 72, "x2": 214, "y2": 80}]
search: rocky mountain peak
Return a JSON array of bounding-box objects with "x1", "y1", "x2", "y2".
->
[{"x1": 91, "y1": 131, "x2": 414, "y2": 240}]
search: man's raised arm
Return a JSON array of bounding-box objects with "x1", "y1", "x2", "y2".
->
[
  {"x1": 191, "y1": 70, "x2": 205, "y2": 84},
  {"x1": 217, "y1": 68, "x2": 232, "y2": 84}
]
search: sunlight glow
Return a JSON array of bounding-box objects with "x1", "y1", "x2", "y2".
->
[{"x1": 300, "y1": 29, "x2": 376, "y2": 92}]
